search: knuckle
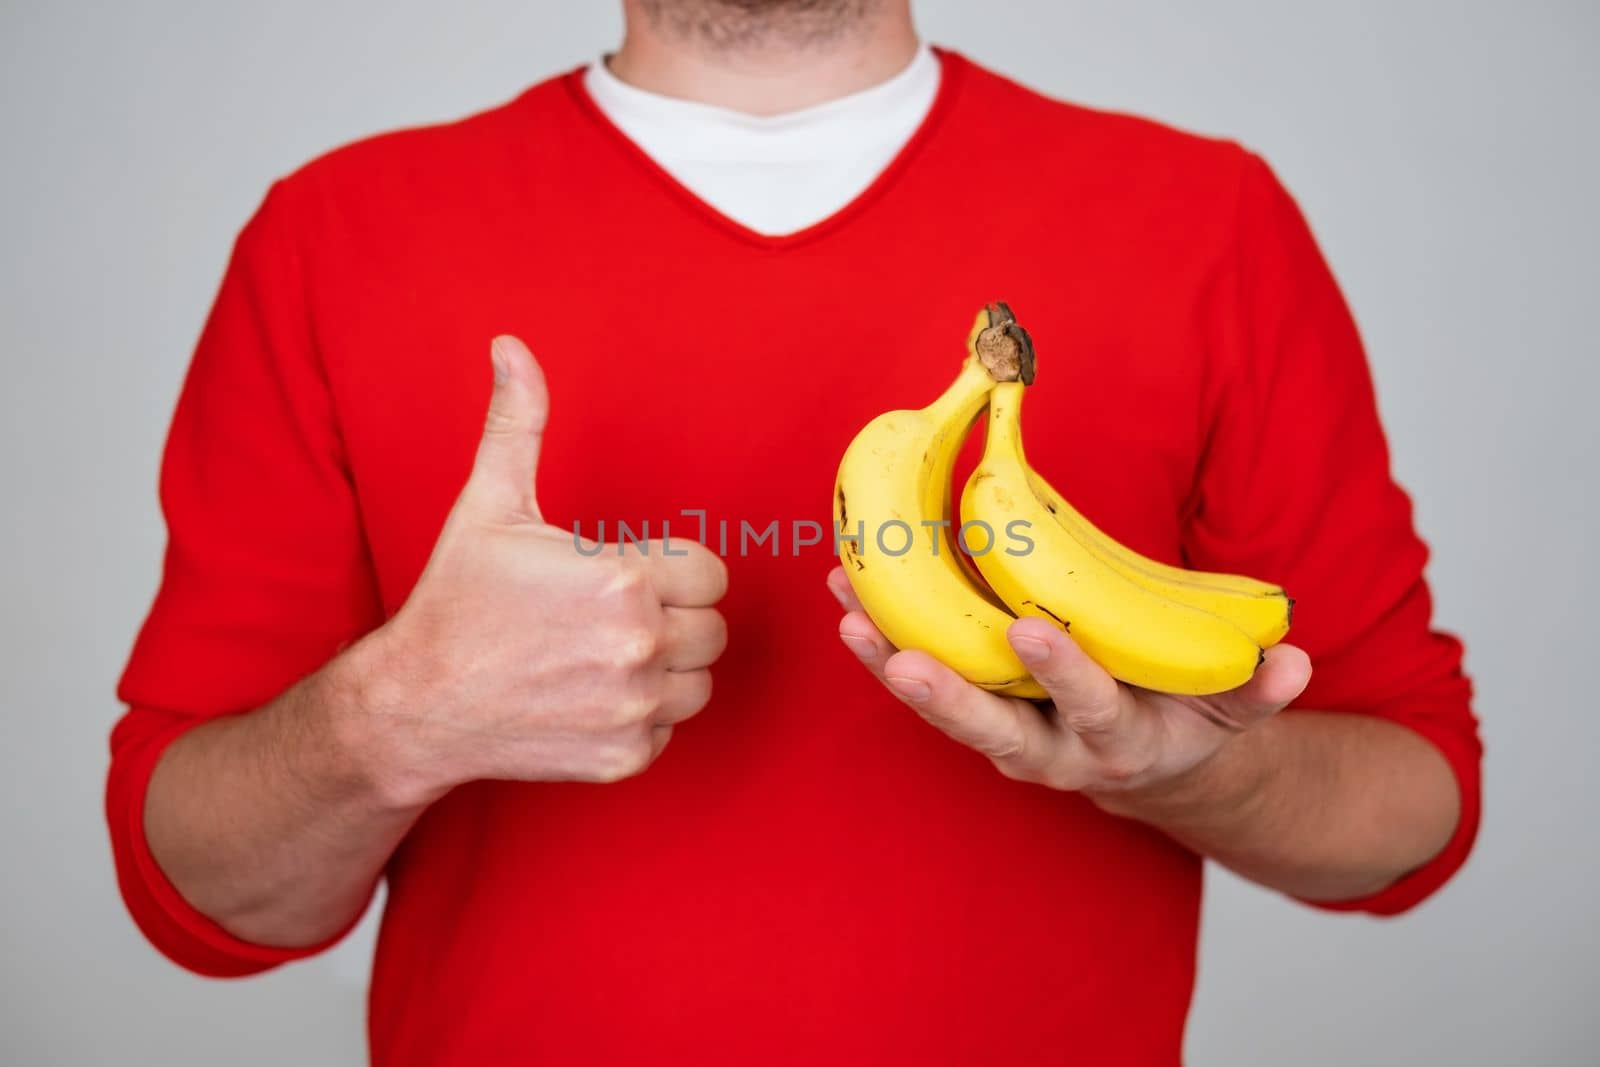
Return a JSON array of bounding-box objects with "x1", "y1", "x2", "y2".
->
[
  {"x1": 1064, "y1": 701, "x2": 1119, "y2": 735},
  {"x1": 599, "y1": 557, "x2": 648, "y2": 600},
  {"x1": 977, "y1": 730, "x2": 1027, "y2": 762},
  {"x1": 1041, "y1": 767, "x2": 1081, "y2": 792},
  {"x1": 617, "y1": 625, "x2": 660, "y2": 667},
  {"x1": 617, "y1": 680, "x2": 663, "y2": 725},
  {"x1": 588, "y1": 761, "x2": 631, "y2": 785},
  {"x1": 995, "y1": 759, "x2": 1036, "y2": 784},
  {"x1": 602, "y1": 694, "x2": 651, "y2": 729},
  {"x1": 481, "y1": 404, "x2": 523, "y2": 439},
  {"x1": 616, "y1": 736, "x2": 655, "y2": 777},
  {"x1": 910, "y1": 703, "x2": 956, "y2": 733},
  {"x1": 1096, "y1": 753, "x2": 1148, "y2": 784},
  {"x1": 580, "y1": 747, "x2": 623, "y2": 783},
  {"x1": 589, "y1": 737, "x2": 652, "y2": 783}
]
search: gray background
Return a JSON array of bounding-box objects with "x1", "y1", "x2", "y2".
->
[{"x1": 2, "y1": 1, "x2": 1594, "y2": 1063}]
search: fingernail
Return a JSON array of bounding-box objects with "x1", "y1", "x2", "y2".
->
[
  {"x1": 839, "y1": 634, "x2": 876, "y2": 660},
  {"x1": 887, "y1": 676, "x2": 931, "y2": 704},
  {"x1": 829, "y1": 583, "x2": 851, "y2": 611},
  {"x1": 1010, "y1": 635, "x2": 1050, "y2": 665},
  {"x1": 490, "y1": 337, "x2": 511, "y2": 383}
]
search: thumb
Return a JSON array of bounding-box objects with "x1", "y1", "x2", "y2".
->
[
  {"x1": 462, "y1": 335, "x2": 549, "y2": 523},
  {"x1": 1199, "y1": 644, "x2": 1313, "y2": 730}
]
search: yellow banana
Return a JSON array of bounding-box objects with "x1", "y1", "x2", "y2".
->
[
  {"x1": 952, "y1": 304, "x2": 1284, "y2": 645},
  {"x1": 834, "y1": 309, "x2": 1046, "y2": 700},
  {"x1": 963, "y1": 381, "x2": 1265, "y2": 695},
  {"x1": 1021, "y1": 471, "x2": 1292, "y2": 646}
]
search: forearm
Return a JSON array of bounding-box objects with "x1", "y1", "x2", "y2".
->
[
  {"x1": 143, "y1": 634, "x2": 424, "y2": 948},
  {"x1": 1094, "y1": 711, "x2": 1460, "y2": 901}
]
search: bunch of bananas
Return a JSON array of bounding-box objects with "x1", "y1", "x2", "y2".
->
[{"x1": 833, "y1": 303, "x2": 1291, "y2": 699}]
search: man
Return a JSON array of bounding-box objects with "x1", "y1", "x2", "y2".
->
[{"x1": 107, "y1": 1, "x2": 1480, "y2": 1062}]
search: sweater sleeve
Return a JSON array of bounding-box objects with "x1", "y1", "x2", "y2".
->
[
  {"x1": 1183, "y1": 153, "x2": 1481, "y2": 916},
  {"x1": 107, "y1": 181, "x2": 385, "y2": 975}
]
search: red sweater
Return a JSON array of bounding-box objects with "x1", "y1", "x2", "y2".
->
[{"x1": 109, "y1": 50, "x2": 1480, "y2": 1065}]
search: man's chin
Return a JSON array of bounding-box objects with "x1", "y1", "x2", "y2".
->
[{"x1": 636, "y1": 0, "x2": 882, "y2": 49}]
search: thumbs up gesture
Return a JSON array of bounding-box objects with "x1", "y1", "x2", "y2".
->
[{"x1": 356, "y1": 337, "x2": 729, "y2": 804}]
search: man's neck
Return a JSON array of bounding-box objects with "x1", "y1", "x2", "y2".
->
[{"x1": 610, "y1": 0, "x2": 919, "y2": 116}]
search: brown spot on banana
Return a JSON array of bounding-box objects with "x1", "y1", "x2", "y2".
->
[{"x1": 1021, "y1": 599, "x2": 1070, "y2": 630}]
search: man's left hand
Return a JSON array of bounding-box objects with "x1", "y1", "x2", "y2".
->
[{"x1": 827, "y1": 566, "x2": 1313, "y2": 809}]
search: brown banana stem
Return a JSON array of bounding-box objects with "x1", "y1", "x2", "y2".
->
[{"x1": 975, "y1": 301, "x2": 1037, "y2": 385}]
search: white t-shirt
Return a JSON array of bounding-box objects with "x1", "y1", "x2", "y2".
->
[{"x1": 583, "y1": 45, "x2": 940, "y2": 237}]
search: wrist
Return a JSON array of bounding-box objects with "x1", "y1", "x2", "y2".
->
[
  {"x1": 1089, "y1": 717, "x2": 1279, "y2": 830},
  {"x1": 315, "y1": 626, "x2": 455, "y2": 814}
]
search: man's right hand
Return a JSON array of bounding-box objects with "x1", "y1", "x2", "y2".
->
[{"x1": 349, "y1": 336, "x2": 729, "y2": 805}]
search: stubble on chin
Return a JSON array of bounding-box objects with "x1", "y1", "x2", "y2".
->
[{"x1": 635, "y1": 0, "x2": 882, "y2": 51}]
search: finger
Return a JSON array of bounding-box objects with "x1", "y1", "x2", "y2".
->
[
  {"x1": 1194, "y1": 644, "x2": 1313, "y2": 730},
  {"x1": 1005, "y1": 617, "x2": 1165, "y2": 774},
  {"x1": 659, "y1": 607, "x2": 728, "y2": 671},
  {"x1": 882, "y1": 649, "x2": 1057, "y2": 770},
  {"x1": 649, "y1": 723, "x2": 674, "y2": 759},
  {"x1": 827, "y1": 566, "x2": 864, "y2": 612},
  {"x1": 838, "y1": 610, "x2": 895, "y2": 680},
  {"x1": 460, "y1": 336, "x2": 549, "y2": 523},
  {"x1": 655, "y1": 668, "x2": 713, "y2": 725},
  {"x1": 631, "y1": 539, "x2": 729, "y2": 608},
  {"x1": 1006, "y1": 617, "x2": 1122, "y2": 722}
]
